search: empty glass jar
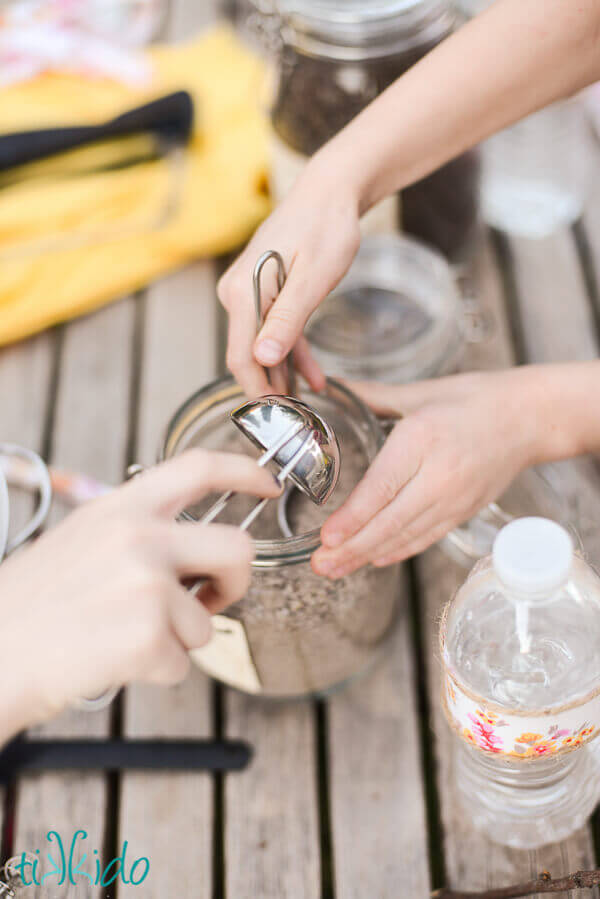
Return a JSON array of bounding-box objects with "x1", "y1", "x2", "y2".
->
[
  {"x1": 160, "y1": 376, "x2": 400, "y2": 698},
  {"x1": 305, "y1": 233, "x2": 470, "y2": 382}
]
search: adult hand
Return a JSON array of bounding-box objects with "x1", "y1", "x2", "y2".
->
[
  {"x1": 217, "y1": 152, "x2": 361, "y2": 397},
  {"x1": 312, "y1": 369, "x2": 546, "y2": 578},
  {"x1": 0, "y1": 450, "x2": 280, "y2": 737}
]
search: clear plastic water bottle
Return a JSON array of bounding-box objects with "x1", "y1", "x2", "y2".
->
[
  {"x1": 456, "y1": 0, "x2": 590, "y2": 238},
  {"x1": 441, "y1": 517, "x2": 600, "y2": 848}
]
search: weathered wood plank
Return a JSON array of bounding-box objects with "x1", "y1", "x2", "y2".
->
[
  {"x1": 506, "y1": 227, "x2": 600, "y2": 559},
  {"x1": 328, "y1": 589, "x2": 431, "y2": 899},
  {"x1": 117, "y1": 0, "x2": 223, "y2": 894},
  {"x1": 508, "y1": 231, "x2": 598, "y2": 363},
  {"x1": 13, "y1": 298, "x2": 136, "y2": 899},
  {"x1": 225, "y1": 693, "x2": 321, "y2": 899},
  {"x1": 419, "y1": 231, "x2": 596, "y2": 897},
  {"x1": 117, "y1": 264, "x2": 219, "y2": 899},
  {"x1": 153, "y1": 3, "x2": 326, "y2": 894}
]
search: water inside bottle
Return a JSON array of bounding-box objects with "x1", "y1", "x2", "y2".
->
[{"x1": 446, "y1": 566, "x2": 600, "y2": 709}]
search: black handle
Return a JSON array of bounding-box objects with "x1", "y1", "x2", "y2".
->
[
  {"x1": 0, "y1": 736, "x2": 251, "y2": 783},
  {"x1": 0, "y1": 90, "x2": 194, "y2": 173}
]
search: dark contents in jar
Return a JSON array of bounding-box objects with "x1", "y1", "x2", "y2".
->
[{"x1": 272, "y1": 44, "x2": 480, "y2": 260}]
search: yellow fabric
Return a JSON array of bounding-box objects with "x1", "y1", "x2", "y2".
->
[{"x1": 0, "y1": 27, "x2": 271, "y2": 346}]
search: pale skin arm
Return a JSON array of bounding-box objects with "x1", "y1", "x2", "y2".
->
[
  {"x1": 219, "y1": 0, "x2": 600, "y2": 396},
  {"x1": 0, "y1": 450, "x2": 280, "y2": 745},
  {"x1": 311, "y1": 362, "x2": 600, "y2": 577}
]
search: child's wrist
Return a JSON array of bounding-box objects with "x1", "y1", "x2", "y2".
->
[
  {"x1": 309, "y1": 139, "x2": 370, "y2": 214},
  {"x1": 522, "y1": 363, "x2": 597, "y2": 466}
]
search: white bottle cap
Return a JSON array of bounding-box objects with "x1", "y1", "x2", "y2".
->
[{"x1": 492, "y1": 517, "x2": 573, "y2": 596}]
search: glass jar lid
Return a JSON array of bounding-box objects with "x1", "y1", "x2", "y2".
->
[
  {"x1": 305, "y1": 233, "x2": 464, "y2": 382},
  {"x1": 273, "y1": 0, "x2": 454, "y2": 54}
]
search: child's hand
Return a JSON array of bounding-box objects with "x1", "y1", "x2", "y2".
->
[
  {"x1": 217, "y1": 153, "x2": 361, "y2": 397},
  {"x1": 312, "y1": 369, "x2": 547, "y2": 577},
  {"x1": 0, "y1": 450, "x2": 280, "y2": 736}
]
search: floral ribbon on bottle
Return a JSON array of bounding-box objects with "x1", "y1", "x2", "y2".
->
[{"x1": 439, "y1": 603, "x2": 600, "y2": 760}]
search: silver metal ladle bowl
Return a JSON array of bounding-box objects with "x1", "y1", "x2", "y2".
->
[{"x1": 231, "y1": 394, "x2": 340, "y2": 506}]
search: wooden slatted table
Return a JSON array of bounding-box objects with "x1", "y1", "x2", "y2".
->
[{"x1": 2, "y1": 3, "x2": 600, "y2": 896}]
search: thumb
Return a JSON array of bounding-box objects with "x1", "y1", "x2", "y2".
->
[{"x1": 253, "y1": 262, "x2": 324, "y2": 367}]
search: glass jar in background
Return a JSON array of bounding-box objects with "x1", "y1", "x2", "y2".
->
[
  {"x1": 252, "y1": 0, "x2": 480, "y2": 261},
  {"x1": 305, "y1": 233, "x2": 476, "y2": 382},
  {"x1": 456, "y1": 0, "x2": 590, "y2": 237},
  {"x1": 160, "y1": 376, "x2": 400, "y2": 699},
  {"x1": 439, "y1": 465, "x2": 579, "y2": 569}
]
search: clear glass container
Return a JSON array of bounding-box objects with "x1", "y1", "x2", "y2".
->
[
  {"x1": 256, "y1": 0, "x2": 480, "y2": 259},
  {"x1": 159, "y1": 376, "x2": 400, "y2": 698},
  {"x1": 440, "y1": 465, "x2": 577, "y2": 568},
  {"x1": 305, "y1": 233, "x2": 468, "y2": 382},
  {"x1": 441, "y1": 517, "x2": 600, "y2": 847},
  {"x1": 457, "y1": 0, "x2": 590, "y2": 237}
]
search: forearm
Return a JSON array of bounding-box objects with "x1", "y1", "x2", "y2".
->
[
  {"x1": 315, "y1": 0, "x2": 600, "y2": 212},
  {"x1": 526, "y1": 361, "x2": 600, "y2": 465}
]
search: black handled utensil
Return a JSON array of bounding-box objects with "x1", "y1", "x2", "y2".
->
[
  {"x1": 0, "y1": 736, "x2": 252, "y2": 784},
  {"x1": 0, "y1": 90, "x2": 193, "y2": 172}
]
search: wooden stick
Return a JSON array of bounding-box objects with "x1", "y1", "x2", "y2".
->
[{"x1": 433, "y1": 868, "x2": 600, "y2": 899}]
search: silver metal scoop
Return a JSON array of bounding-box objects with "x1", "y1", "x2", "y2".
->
[{"x1": 231, "y1": 394, "x2": 340, "y2": 506}]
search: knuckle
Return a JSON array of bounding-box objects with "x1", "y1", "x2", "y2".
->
[
  {"x1": 340, "y1": 224, "x2": 360, "y2": 259},
  {"x1": 118, "y1": 519, "x2": 157, "y2": 559},
  {"x1": 179, "y1": 448, "x2": 209, "y2": 479},
  {"x1": 398, "y1": 520, "x2": 419, "y2": 545},
  {"x1": 217, "y1": 270, "x2": 244, "y2": 308},
  {"x1": 135, "y1": 599, "x2": 172, "y2": 660},
  {"x1": 130, "y1": 570, "x2": 169, "y2": 606},
  {"x1": 265, "y1": 306, "x2": 296, "y2": 330},
  {"x1": 160, "y1": 652, "x2": 191, "y2": 686},
  {"x1": 373, "y1": 473, "x2": 400, "y2": 506},
  {"x1": 226, "y1": 347, "x2": 248, "y2": 374},
  {"x1": 229, "y1": 529, "x2": 254, "y2": 566}
]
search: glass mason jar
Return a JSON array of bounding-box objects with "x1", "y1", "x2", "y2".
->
[
  {"x1": 440, "y1": 465, "x2": 579, "y2": 569},
  {"x1": 305, "y1": 233, "x2": 476, "y2": 382},
  {"x1": 159, "y1": 376, "x2": 400, "y2": 699},
  {"x1": 254, "y1": 0, "x2": 480, "y2": 261}
]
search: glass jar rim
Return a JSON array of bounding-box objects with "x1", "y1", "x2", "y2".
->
[
  {"x1": 158, "y1": 375, "x2": 384, "y2": 568},
  {"x1": 272, "y1": 0, "x2": 455, "y2": 58}
]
